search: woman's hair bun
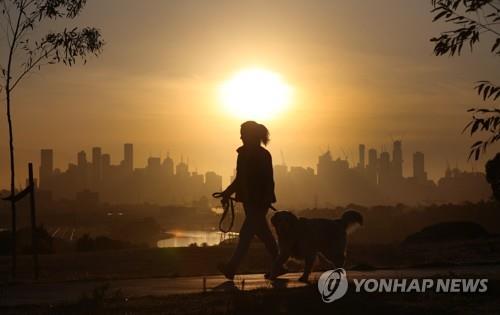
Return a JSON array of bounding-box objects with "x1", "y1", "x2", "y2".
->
[{"x1": 241, "y1": 121, "x2": 270, "y2": 145}]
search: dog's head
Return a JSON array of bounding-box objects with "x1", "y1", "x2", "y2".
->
[
  {"x1": 271, "y1": 211, "x2": 300, "y2": 238},
  {"x1": 341, "y1": 210, "x2": 363, "y2": 233}
]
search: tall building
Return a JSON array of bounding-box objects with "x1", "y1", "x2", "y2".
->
[
  {"x1": 392, "y1": 140, "x2": 403, "y2": 179},
  {"x1": 205, "y1": 171, "x2": 223, "y2": 194},
  {"x1": 147, "y1": 157, "x2": 161, "y2": 172},
  {"x1": 162, "y1": 154, "x2": 174, "y2": 176},
  {"x1": 413, "y1": 151, "x2": 426, "y2": 180},
  {"x1": 317, "y1": 150, "x2": 333, "y2": 178},
  {"x1": 101, "y1": 153, "x2": 111, "y2": 181},
  {"x1": 358, "y1": 144, "x2": 366, "y2": 169},
  {"x1": 76, "y1": 150, "x2": 90, "y2": 189},
  {"x1": 39, "y1": 149, "x2": 54, "y2": 189},
  {"x1": 123, "y1": 143, "x2": 133, "y2": 173},
  {"x1": 368, "y1": 148, "x2": 378, "y2": 169},
  {"x1": 274, "y1": 164, "x2": 288, "y2": 179},
  {"x1": 379, "y1": 151, "x2": 391, "y2": 186},
  {"x1": 77, "y1": 151, "x2": 87, "y2": 167},
  {"x1": 92, "y1": 147, "x2": 102, "y2": 183},
  {"x1": 366, "y1": 148, "x2": 378, "y2": 184},
  {"x1": 102, "y1": 153, "x2": 111, "y2": 168},
  {"x1": 176, "y1": 160, "x2": 189, "y2": 178}
]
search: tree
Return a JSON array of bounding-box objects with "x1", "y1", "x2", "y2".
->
[
  {"x1": 485, "y1": 153, "x2": 500, "y2": 201},
  {"x1": 430, "y1": 0, "x2": 500, "y2": 160},
  {"x1": 0, "y1": 0, "x2": 104, "y2": 278}
]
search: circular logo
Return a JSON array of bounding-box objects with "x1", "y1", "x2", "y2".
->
[{"x1": 317, "y1": 268, "x2": 348, "y2": 303}]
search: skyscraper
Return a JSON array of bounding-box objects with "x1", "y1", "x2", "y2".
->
[
  {"x1": 392, "y1": 140, "x2": 403, "y2": 179},
  {"x1": 317, "y1": 150, "x2": 333, "y2": 178},
  {"x1": 367, "y1": 148, "x2": 378, "y2": 184},
  {"x1": 358, "y1": 144, "x2": 366, "y2": 169},
  {"x1": 77, "y1": 151, "x2": 87, "y2": 167},
  {"x1": 101, "y1": 153, "x2": 111, "y2": 181},
  {"x1": 379, "y1": 151, "x2": 391, "y2": 186},
  {"x1": 102, "y1": 153, "x2": 111, "y2": 168},
  {"x1": 92, "y1": 147, "x2": 102, "y2": 182},
  {"x1": 413, "y1": 151, "x2": 427, "y2": 180},
  {"x1": 147, "y1": 157, "x2": 161, "y2": 171},
  {"x1": 39, "y1": 149, "x2": 53, "y2": 189},
  {"x1": 176, "y1": 159, "x2": 189, "y2": 178},
  {"x1": 162, "y1": 154, "x2": 174, "y2": 176},
  {"x1": 123, "y1": 143, "x2": 133, "y2": 173},
  {"x1": 205, "y1": 171, "x2": 223, "y2": 192},
  {"x1": 368, "y1": 148, "x2": 378, "y2": 169}
]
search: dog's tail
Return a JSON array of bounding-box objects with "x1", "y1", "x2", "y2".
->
[{"x1": 341, "y1": 210, "x2": 363, "y2": 229}]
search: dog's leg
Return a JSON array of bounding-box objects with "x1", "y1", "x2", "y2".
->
[
  {"x1": 323, "y1": 248, "x2": 345, "y2": 268},
  {"x1": 298, "y1": 254, "x2": 314, "y2": 283},
  {"x1": 268, "y1": 249, "x2": 290, "y2": 280}
]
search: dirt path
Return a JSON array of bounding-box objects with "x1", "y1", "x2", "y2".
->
[{"x1": 1, "y1": 265, "x2": 499, "y2": 306}]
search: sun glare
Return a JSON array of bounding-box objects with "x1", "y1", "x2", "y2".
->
[{"x1": 219, "y1": 68, "x2": 292, "y2": 120}]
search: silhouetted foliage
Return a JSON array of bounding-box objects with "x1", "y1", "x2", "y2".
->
[
  {"x1": 403, "y1": 221, "x2": 490, "y2": 244},
  {"x1": 431, "y1": 0, "x2": 500, "y2": 159},
  {"x1": 486, "y1": 153, "x2": 500, "y2": 200}
]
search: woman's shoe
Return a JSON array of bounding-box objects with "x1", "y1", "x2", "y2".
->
[
  {"x1": 264, "y1": 266, "x2": 289, "y2": 279},
  {"x1": 217, "y1": 263, "x2": 235, "y2": 280}
]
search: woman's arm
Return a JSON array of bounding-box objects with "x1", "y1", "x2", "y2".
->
[
  {"x1": 265, "y1": 151, "x2": 276, "y2": 203},
  {"x1": 221, "y1": 152, "x2": 241, "y2": 198},
  {"x1": 223, "y1": 177, "x2": 238, "y2": 197}
]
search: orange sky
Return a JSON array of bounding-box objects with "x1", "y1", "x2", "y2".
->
[{"x1": 1, "y1": 0, "x2": 500, "y2": 188}]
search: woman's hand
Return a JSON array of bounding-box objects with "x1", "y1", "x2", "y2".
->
[
  {"x1": 220, "y1": 190, "x2": 232, "y2": 204},
  {"x1": 212, "y1": 190, "x2": 232, "y2": 207}
]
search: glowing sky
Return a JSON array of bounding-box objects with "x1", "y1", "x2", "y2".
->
[
  {"x1": 219, "y1": 68, "x2": 293, "y2": 120},
  {"x1": 1, "y1": 0, "x2": 499, "y2": 188}
]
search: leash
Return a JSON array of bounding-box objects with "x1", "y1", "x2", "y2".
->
[
  {"x1": 212, "y1": 192, "x2": 278, "y2": 233},
  {"x1": 212, "y1": 192, "x2": 236, "y2": 233}
]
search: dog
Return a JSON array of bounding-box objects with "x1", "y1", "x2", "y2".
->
[{"x1": 268, "y1": 210, "x2": 363, "y2": 282}]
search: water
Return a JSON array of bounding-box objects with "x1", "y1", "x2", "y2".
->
[{"x1": 157, "y1": 230, "x2": 230, "y2": 248}]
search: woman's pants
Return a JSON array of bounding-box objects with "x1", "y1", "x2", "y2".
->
[{"x1": 226, "y1": 203, "x2": 278, "y2": 273}]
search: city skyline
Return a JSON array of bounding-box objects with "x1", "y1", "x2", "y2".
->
[
  {"x1": 1, "y1": 137, "x2": 488, "y2": 192},
  {"x1": 27, "y1": 140, "x2": 491, "y2": 208},
  {"x1": 30, "y1": 141, "x2": 474, "y2": 186}
]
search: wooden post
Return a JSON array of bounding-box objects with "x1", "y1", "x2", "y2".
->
[
  {"x1": 203, "y1": 277, "x2": 207, "y2": 293},
  {"x1": 11, "y1": 200, "x2": 16, "y2": 280},
  {"x1": 28, "y1": 163, "x2": 39, "y2": 280}
]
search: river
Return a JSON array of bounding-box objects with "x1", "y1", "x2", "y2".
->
[{"x1": 157, "y1": 229, "x2": 235, "y2": 248}]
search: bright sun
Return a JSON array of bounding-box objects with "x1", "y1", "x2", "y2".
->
[{"x1": 219, "y1": 68, "x2": 292, "y2": 120}]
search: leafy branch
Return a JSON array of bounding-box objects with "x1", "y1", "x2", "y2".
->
[
  {"x1": 0, "y1": 0, "x2": 104, "y2": 94},
  {"x1": 431, "y1": 0, "x2": 500, "y2": 160},
  {"x1": 11, "y1": 26, "x2": 102, "y2": 91}
]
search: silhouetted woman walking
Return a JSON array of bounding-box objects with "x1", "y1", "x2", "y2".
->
[{"x1": 217, "y1": 121, "x2": 280, "y2": 280}]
